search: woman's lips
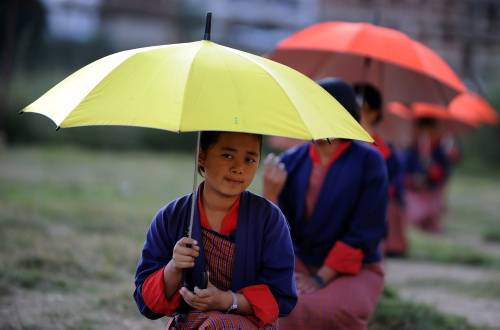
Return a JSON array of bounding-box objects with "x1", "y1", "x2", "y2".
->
[{"x1": 225, "y1": 177, "x2": 244, "y2": 184}]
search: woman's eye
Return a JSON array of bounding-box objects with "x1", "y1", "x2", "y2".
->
[
  {"x1": 222, "y1": 153, "x2": 233, "y2": 159},
  {"x1": 246, "y1": 158, "x2": 257, "y2": 164}
]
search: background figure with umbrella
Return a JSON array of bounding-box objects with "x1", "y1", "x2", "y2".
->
[
  {"x1": 354, "y1": 83, "x2": 407, "y2": 257},
  {"x1": 387, "y1": 96, "x2": 498, "y2": 234},
  {"x1": 401, "y1": 115, "x2": 451, "y2": 234},
  {"x1": 21, "y1": 13, "x2": 373, "y2": 329},
  {"x1": 263, "y1": 78, "x2": 388, "y2": 330},
  {"x1": 268, "y1": 20, "x2": 468, "y2": 254}
]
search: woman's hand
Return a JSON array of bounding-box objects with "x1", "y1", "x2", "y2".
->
[
  {"x1": 180, "y1": 278, "x2": 232, "y2": 311},
  {"x1": 170, "y1": 237, "x2": 200, "y2": 272},
  {"x1": 263, "y1": 153, "x2": 287, "y2": 204},
  {"x1": 295, "y1": 273, "x2": 321, "y2": 295}
]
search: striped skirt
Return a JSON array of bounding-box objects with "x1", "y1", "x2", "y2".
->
[{"x1": 168, "y1": 229, "x2": 275, "y2": 329}]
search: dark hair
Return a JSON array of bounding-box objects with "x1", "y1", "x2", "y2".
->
[
  {"x1": 416, "y1": 117, "x2": 437, "y2": 128},
  {"x1": 197, "y1": 131, "x2": 263, "y2": 175},
  {"x1": 354, "y1": 83, "x2": 383, "y2": 124},
  {"x1": 317, "y1": 77, "x2": 360, "y2": 122}
]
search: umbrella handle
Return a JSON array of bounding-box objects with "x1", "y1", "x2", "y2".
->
[{"x1": 182, "y1": 268, "x2": 208, "y2": 290}]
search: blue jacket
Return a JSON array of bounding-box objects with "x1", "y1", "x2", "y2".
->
[
  {"x1": 278, "y1": 141, "x2": 388, "y2": 267},
  {"x1": 134, "y1": 189, "x2": 297, "y2": 319}
]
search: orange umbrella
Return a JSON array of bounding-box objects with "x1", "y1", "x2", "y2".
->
[
  {"x1": 380, "y1": 101, "x2": 474, "y2": 146},
  {"x1": 391, "y1": 102, "x2": 455, "y2": 121},
  {"x1": 449, "y1": 93, "x2": 498, "y2": 126},
  {"x1": 268, "y1": 21, "x2": 466, "y2": 104}
]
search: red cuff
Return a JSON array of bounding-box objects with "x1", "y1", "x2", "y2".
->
[
  {"x1": 428, "y1": 163, "x2": 444, "y2": 182},
  {"x1": 239, "y1": 284, "x2": 279, "y2": 327},
  {"x1": 324, "y1": 241, "x2": 364, "y2": 275},
  {"x1": 388, "y1": 184, "x2": 396, "y2": 198},
  {"x1": 141, "y1": 267, "x2": 181, "y2": 316}
]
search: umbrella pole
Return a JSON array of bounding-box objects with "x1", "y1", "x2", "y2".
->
[
  {"x1": 186, "y1": 131, "x2": 201, "y2": 238},
  {"x1": 186, "y1": 11, "x2": 211, "y2": 238},
  {"x1": 182, "y1": 13, "x2": 213, "y2": 293}
]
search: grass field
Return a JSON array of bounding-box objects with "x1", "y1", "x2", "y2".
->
[{"x1": 1, "y1": 146, "x2": 499, "y2": 329}]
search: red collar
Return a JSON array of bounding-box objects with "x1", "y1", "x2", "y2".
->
[
  {"x1": 373, "y1": 134, "x2": 392, "y2": 160},
  {"x1": 197, "y1": 186, "x2": 240, "y2": 235},
  {"x1": 309, "y1": 140, "x2": 352, "y2": 168}
]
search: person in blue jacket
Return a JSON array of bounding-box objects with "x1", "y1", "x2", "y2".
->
[
  {"x1": 135, "y1": 131, "x2": 297, "y2": 329},
  {"x1": 403, "y1": 117, "x2": 451, "y2": 233},
  {"x1": 264, "y1": 78, "x2": 388, "y2": 330},
  {"x1": 354, "y1": 83, "x2": 407, "y2": 256}
]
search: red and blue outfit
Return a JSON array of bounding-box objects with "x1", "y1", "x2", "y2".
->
[
  {"x1": 403, "y1": 141, "x2": 450, "y2": 190},
  {"x1": 373, "y1": 134, "x2": 404, "y2": 206},
  {"x1": 134, "y1": 188, "x2": 297, "y2": 328},
  {"x1": 277, "y1": 140, "x2": 388, "y2": 330},
  {"x1": 372, "y1": 134, "x2": 408, "y2": 256},
  {"x1": 403, "y1": 140, "x2": 450, "y2": 233}
]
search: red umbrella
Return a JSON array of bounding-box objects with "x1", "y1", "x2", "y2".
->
[
  {"x1": 449, "y1": 93, "x2": 498, "y2": 127},
  {"x1": 268, "y1": 21, "x2": 467, "y2": 104}
]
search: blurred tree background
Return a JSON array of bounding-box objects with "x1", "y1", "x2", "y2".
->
[{"x1": 2, "y1": 0, "x2": 499, "y2": 171}]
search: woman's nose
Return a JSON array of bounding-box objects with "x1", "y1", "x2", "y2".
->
[{"x1": 231, "y1": 161, "x2": 244, "y2": 174}]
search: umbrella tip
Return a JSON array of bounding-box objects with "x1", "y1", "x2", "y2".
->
[
  {"x1": 204, "y1": 12, "x2": 212, "y2": 41},
  {"x1": 56, "y1": 126, "x2": 60, "y2": 131},
  {"x1": 19, "y1": 110, "x2": 24, "y2": 115}
]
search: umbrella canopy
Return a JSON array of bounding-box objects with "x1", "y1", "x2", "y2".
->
[
  {"x1": 22, "y1": 40, "x2": 371, "y2": 143},
  {"x1": 379, "y1": 101, "x2": 474, "y2": 147},
  {"x1": 22, "y1": 12, "x2": 373, "y2": 248},
  {"x1": 268, "y1": 21, "x2": 467, "y2": 105},
  {"x1": 449, "y1": 93, "x2": 498, "y2": 127}
]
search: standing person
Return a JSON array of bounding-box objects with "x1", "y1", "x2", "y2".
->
[
  {"x1": 404, "y1": 117, "x2": 450, "y2": 233},
  {"x1": 134, "y1": 132, "x2": 297, "y2": 329},
  {"x1": 355, "y1": 83, "x2": 407, "y2": 256},
  {"x1": 265, "y1": 78, "x2": 388, "y2": 330}
]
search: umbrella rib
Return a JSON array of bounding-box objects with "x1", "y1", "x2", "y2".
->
[
  {"x1": 222, "y1": 46, "x2": 313, "y2": 138},
  {"x1": 178, "y1": 41, "x2": 206, "y2": 133}
]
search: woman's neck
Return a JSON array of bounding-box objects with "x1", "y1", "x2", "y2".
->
[
  {"x1": 315, "y1": 139, "x2": 341, "y2": 166},
  {"x1": 202, "y1": 183, "x2": 238, "y2": 213}
]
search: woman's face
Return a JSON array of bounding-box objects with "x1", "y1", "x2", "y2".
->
[{"x1": 199, "y1": 132, "x2": 260, "y2": 198}]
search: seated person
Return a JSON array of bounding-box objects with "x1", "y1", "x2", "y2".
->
[
  {"x1": 135, "y1": 131, "x2": 297, "y2": 329},
  {"x1": 264, "y1": 78, "x2": 388, "y2": 330}
]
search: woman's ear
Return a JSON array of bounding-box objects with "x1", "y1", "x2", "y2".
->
[{"x1": 198, "y1": 150, "x2": 206, "y2": 168}]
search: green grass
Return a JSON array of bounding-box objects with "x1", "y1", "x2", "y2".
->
[
  {"x1": 0, "y1": 145, "x2": 496, "y2": 329},
  {"x1": 482, "y1": 227, "x2": 500, "y2": 244},
  {"x1": 404, "y1": 171, "x2": 500, "y2": 268},
  {"x1": 404, "y1": 278, "x2": 500, "y2": 300},
  {"x1": 408, "y1": 230, "x2": 500, "y2": 268},
  {"x1": 371, "y1": 287, "x2": 484, "y2": 330}
]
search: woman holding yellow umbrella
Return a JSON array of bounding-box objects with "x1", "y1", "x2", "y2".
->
[
  {"x1": 21, "y1": 14, "x2": 372, "y2": 329},
  {"x1": 137, "y1": 131, "x2": 295, "y2": 328}
]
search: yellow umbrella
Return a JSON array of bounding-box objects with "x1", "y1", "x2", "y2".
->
[
  {"x1": 22, "y1": 13, "x2": 372, "y2": 290},
  {"x1": 21, "y1": 23, "x2": 370, "y2": 143},
  {"x1": 21, "y1": 13, "x2": 371, "y2": 239}
]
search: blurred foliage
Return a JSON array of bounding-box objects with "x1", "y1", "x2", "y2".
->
[
  {"x1": 0, "y1": 0, "x2": 47, "y2": 69},
  {"x1": 2, "y1": 0, "x2": 500, "y2": 170}
]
